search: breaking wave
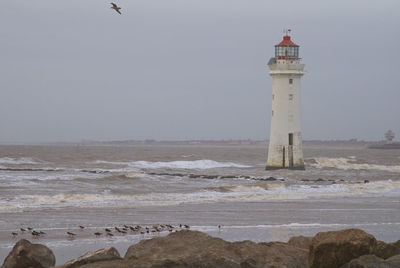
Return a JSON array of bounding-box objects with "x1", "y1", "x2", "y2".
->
[
  {"x1": 92, "y1": 160, "x2": 128, "y2": 166},
  {"x1": 121, "y1": 172, "x2": 144, "y2": 179},
  {"x1": 92, "y1": 159, "x2": 251, "y2": 169},
  {"x1": 310, "y1": 157, "x2": 400, "y2": 172},
  {"x1": 2, "y1": 180, "x2": 399, "y2": 212},
  {"x1": 0, "y1": 157, "x2": 41, "y2": 165},
  {"x1": 218, "y1": 183, "x2": 286, "y2": 193}
]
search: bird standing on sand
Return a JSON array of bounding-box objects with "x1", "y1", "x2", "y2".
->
[
  {"x1": 67, "y1": 232, "x2": 76, "y2": 238},
  {"x1": 31, "y1": 231, "x2": 40, "y2": 238},
  {"x1": 110, "y1": 3, "x2": 122, "y2": 14}
]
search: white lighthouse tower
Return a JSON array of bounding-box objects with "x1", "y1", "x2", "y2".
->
[{"x1": 266, "y1": 30, "x2": 305, "y2": 170}]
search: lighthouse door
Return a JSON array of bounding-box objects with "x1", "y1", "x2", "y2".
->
[{"x1": 288, "y1": 133, "x2": 294, "y2": 168}]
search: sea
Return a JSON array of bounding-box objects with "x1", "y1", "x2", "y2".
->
[{"x1": 0, "y1": 143, "x2": 399, "y2": 264}]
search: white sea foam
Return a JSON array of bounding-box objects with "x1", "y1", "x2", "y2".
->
[
  {"x1": 219, "y1": 183, "x2": 286, "y2": 193},
  {"x1": 2, "y1": 180, "x2": 399, "y2": 212},
  {"x1": 0, "y1": 171, "x2": 103, "y2": 184},
  {"x1": 91, "y1": 159, "x2": 251, "y2": 169},
  {"x1": 128, "y1": 160, "x2": 251, "y2": 169},
  {"x1": 122, "y1": 172, "x2": 144, "y2": 178},
  {"x1": 182, "y1": 154, "x2": 196, "y2": 158},
  {"x1": 91, "y1": 160, "x2": 128, "y2": 166},
  {"x1": 310, "y1": 157, "x2": 400, "y2": 172},
  {"x1": 0, "y1": 157, "x2": 41, "y2": 165}
]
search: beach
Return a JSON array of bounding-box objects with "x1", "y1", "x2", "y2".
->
[{"x1": 1, "y1": 143, "x2": 399, "y2": 265}]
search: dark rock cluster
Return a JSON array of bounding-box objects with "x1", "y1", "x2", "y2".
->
[
  {"x1": 146, "y1": 172, "x2": 280, "y2": 181},
  {"x1": 2, "y1": 228, "x2": 400, "y2": 268},
  {"x1": 2, "y1": 239, "x2": 55, "y2": 268}
]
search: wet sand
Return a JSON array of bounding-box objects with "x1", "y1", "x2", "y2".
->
[{"x1": 2, "y1": 197, "x2": 400, "y2": 265}]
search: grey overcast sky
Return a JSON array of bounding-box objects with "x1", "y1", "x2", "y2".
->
[{"x1": 1, "y1": 0, "x2": 399, "y2": 143}]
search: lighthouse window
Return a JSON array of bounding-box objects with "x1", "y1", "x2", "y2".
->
[
  {"x1": 289, "y1": 78, "x2": 293, "y2": 84},
  {"x1": 289, "y1": 47, "x2": 295, "y2": 56},
  {"x1": 272, "y1": 110, "x2": 274, "y2": 116},
  {"x1": 275, "y1": 46, "x2": 287, "y2": 57},
  {"x1": 272, "y1": 94, "x2": 275, "y2": 100},
  {"x1": 289, "y1": 94, "x2": 293, "y2": 100}
]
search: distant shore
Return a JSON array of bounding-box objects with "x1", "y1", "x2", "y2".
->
[{"x1": 0, "y1": 139, "x2": 387, "y2": 148}]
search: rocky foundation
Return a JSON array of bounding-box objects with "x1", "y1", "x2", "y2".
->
[{"x1": 2, "y1": 228, "x2": 400, "y2": 268}]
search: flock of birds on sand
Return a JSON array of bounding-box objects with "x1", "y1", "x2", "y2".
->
[
  {"x1": 12, "y1": 227, "x2": 46, "y2": 238},
  {"x1": 11, "y1": 224, "x2": 222, "y2": 240},
  {"x1": 11, "y1": 224, "x2": 198, "y2": 240}
]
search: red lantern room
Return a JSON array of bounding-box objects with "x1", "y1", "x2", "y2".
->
[{"x1": 275, "y1": 30, "x2": 299, "y2": 60}]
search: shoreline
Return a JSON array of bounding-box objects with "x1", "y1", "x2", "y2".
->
[
  {"x1": 1, "y1": 197, "x2": 400, "y2": 265},
  {"x1": 1, "y1": 144, "x2": 399, "y2": 266},
  {"x1": 3, "y1": 228, "x2": 400, "y2": 268}
]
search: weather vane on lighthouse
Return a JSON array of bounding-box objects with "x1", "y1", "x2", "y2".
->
[{"x1": 266, "y1": 30, "x2": 305, "y2": 170}]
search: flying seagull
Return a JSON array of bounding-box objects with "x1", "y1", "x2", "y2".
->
[{"x1": 110, "y1": 3, "x2": 122, "y2": 14}]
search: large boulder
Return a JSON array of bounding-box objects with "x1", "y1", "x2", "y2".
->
[
  {"x1": 373, "y1": 240, "x2": 400, "y2": 259},
  {"x1": 308, "y1": 228, "x2": 377, "y2": 268},
  {"x1": 339, "y1": 255, "x2": 391, "y2": 268},
  {"x1": 124, "y1": 230, "x2": 309, "y2": 268},
  {"x1": 2, "y1": 239, "x2": 55, "y2": 268},
  {"x1": 386, "y1": 254, "x2": 400, "y2": 267},
  {"x1": 288, "y1": 235, "x2": 313, "y2": 250},
  {"x1": 57, "y1": 247, "x2": 121, "y2": 268},
  {"x1": 144, "y1": 255, "x2": 242, "y2": 268},
  {"x1": 70, "y1": 258, "x2": 241, "y2": 268},
  {"x1": 57, "y1": 259, "x2": 128, "y2": 268}
]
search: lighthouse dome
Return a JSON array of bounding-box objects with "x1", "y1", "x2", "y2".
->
[{"x1": 275, "y1": 35, "x2": 299, "y2": 59}]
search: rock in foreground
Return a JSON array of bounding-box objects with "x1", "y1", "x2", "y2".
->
[
  {"x1": 288, "y1": 235, "x2": 313, "y2": 250},
  {"x1": 339, "y1": 254, "x2": 400, "y2": 268},
  {"x1": 124, "y1": 230, "x2": 309, "y2": 268},
  {"x1": 2, "y1": 239, "x2": 55, "y2": 268},
  {"x1": 309, "y1": 228, "x2": 377, "y2": 268},
  {"x1": 57, "y1": 247, "x2": 121, "y2": 268},
  {"x1": 4, "y1": 229, "x2": 400, "y2": 268},
  {"x1": 373, "y1": 240, "x2": 400, "y2": 259},
  {"x1": 386, "y1": 254, "x2": 400, "y2": 267}
]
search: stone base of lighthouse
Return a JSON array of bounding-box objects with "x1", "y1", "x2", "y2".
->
[
  {"x1": 265, "y1": 132, "x2": 305, "y2": 170},
  {"x1": 265, "y1": 165, "x2": 305, "y2": 170},
  {"x1": 265, "y1": 166, "x2": 306, "y2": 170}
]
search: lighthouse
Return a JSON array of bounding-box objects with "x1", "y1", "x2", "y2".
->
[{"x1": 266, "y1": 30, "x2": 305, "y2": 170}]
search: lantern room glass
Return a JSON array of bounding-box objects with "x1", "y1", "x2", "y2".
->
[{"x1": 275, "y1": 46, "x2": 299, "y2": 59}]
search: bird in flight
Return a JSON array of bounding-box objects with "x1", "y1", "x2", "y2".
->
[{"x1": 110, "y1": 3, "x2": 122, "y2": 14}]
